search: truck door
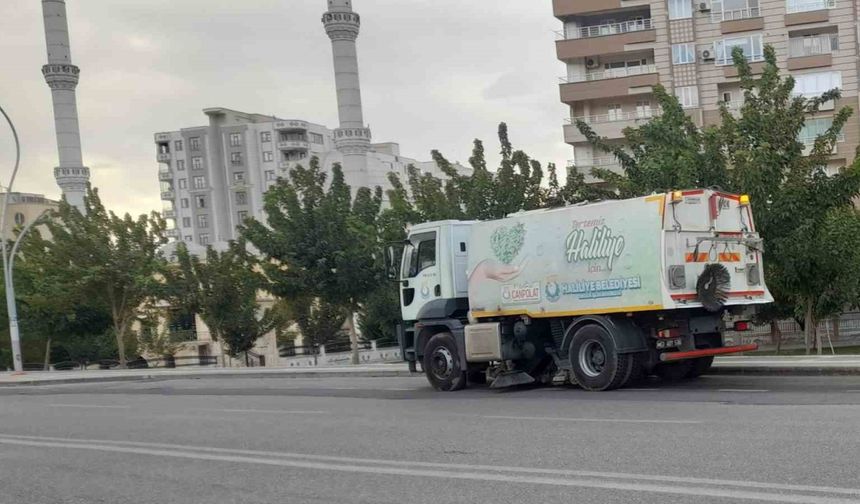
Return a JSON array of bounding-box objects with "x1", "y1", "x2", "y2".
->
[{"x1": 400, "y1": 230, "x2": 440, "y2": 322}]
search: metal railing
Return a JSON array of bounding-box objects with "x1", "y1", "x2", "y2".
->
[
  {"x1": 571, "y1": 156, "x2": 622, "y2": 168},
  {"x1": 715, "y1": 51, "x2": 764, "y2": 66},
  {"x1": 557, "y1": 18, "x2": 653, "y2": 40},
  {"x1": 567, "y1": 109, "x2": 661, "y2": 125},
  {"x1": 711, "y1": 6, "x2": 761, "y2": 22},
  {"x1": 789, "y1": 34, "x2": 838, "y2": 58},
  {"x1": 562, "y1": 64, "x2": 657, "y2": 84},
  {"x1": 786, "y1": 0, "x2": 836, "y2": 13}
]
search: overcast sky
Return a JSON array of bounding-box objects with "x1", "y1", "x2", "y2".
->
[{"x1": 0, "y1": 0, "x2": 570, "y2": 216}]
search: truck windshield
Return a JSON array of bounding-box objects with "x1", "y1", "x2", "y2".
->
[{"x1": 402, "y1": 232, "x2": 436, "y2": 278}]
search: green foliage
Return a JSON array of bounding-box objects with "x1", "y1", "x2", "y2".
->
[
  {"x1": 575, "y1": 84, "x2": 728, "y2": 196},
  {"x1": 166, "y1": 240, "x2": 274, "y2": 358},
  {"x1": 16, "y1": 186, "x2": 166, "y2": 367}
]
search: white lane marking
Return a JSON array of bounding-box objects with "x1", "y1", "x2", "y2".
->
[
  {"x1": 0, "y1": 433, "x2": 858, "y2": 498},
  {"x1": 47, "y1": 404, "x2": 131, "y2": 409},
  {"x1": 624, "y1": 388, "x2": 659, "y2": 391},
  {"x1": 0, "y1": 436, "x2": 854, "y2": 503},
  {"x1": 718, "y1": 389, "x2": 769, "y2": 393},
  {"x1": 483, "y1": 415, "x2": 700, "y2": 425},
  {"x1": 845, "y1": 390, "x2": 860, "y2": 393},
  {"x1": 192, "y1": 408, "x2": 325, "y2": 415},
  {"x1": 380, "y1": 388, "x2": 420, "y2": 391}
]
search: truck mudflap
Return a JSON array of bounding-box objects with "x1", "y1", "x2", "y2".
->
[{"x1": 659, "y1": 343, "x2": 758, "y2": 362}]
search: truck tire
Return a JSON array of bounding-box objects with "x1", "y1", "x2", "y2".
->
[
  {"x1": 569, "y1": 324, "x2": 632, "y2": 391},
  {"x1": 687, "y1": 356, "x2": 714, "y2": 378},
  {"x1": 655, "y1": 360, "x2": 694, "y2": 382},
  {"x1": 423, "y1": 332, "x2": 467, "y2": 391}
]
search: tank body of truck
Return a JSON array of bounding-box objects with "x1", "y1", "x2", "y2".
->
[{"x1": 392, "y1": 190, "x2": 772, "y2": 391}]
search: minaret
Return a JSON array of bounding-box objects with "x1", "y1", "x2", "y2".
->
[
  {"x1": 42, "y1": 0, "x2": 89, "y2": 212},
  {"x1": 322, "y1": 0, "x2": 371, "y2": 189}
]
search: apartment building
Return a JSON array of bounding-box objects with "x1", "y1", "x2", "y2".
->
[
  {"x1": 155, "y1": 108, "x2": 457, "y2": 247},
  {"x1": 553, "y1": 0, "x2": 860, "y2": 179}
]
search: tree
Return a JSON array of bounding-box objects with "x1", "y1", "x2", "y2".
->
[
  {"x1": 243, "y1": 158, "x2": 379, "y2": 364},
  {"x1": 166, "y1": 240, "x2": 275, "y2": 359},
  {"x1": 18, "y1": 187, "x2": 166, "y2": 367},
  {"x1": 719, "y1": 45, "x2": 860, "y2": 353},
  {"x1": 280, "y1": 297, "x2": 348, "y2": 363},
  {"x1": 575, "y1": 83, "x2": 727, "y2": 196}
]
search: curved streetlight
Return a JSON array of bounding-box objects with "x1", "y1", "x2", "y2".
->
[{"x1": 0, "y1": 104, "x2": 23, "y2": 373}]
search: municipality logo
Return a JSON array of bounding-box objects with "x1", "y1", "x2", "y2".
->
[{"x1": 544, "y1": 280, "x2": 561, "y2": 303}]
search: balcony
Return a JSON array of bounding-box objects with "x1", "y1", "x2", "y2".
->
[
  {"x1": 162, "y1": 209, "x2": 176, "y2": 219},
  {"x1": 168, "y1": 330, "x2": 198, "y2": 343},
  {"x1": 556, "y1": 20, "x2": 656, "y2": 60},
  {"x1": 165, "y1": 228, "x2": 180, "y2": 239},
  {"x1": 158, "y1": 169, "x2": 173, "y2": 181},
  {"x1": 160, "y1": 190, "x2": 175, "y2": 200},
  {"x1": 560, "y1": 65, "x2": 658, "y2": 102},
  {"x1": 553, "y1": 0, "x2": 624, "y2": 17},
  {"x1": 273, "y1": 120, "x2": 309, "y2": 131},
  {"x1": 787, "y1": 0, "x2": 836, "y2": 13},
  {"x1": 712, "y1": 8, "x2": 764, "y2": 34},
  {"x1": 568, "y1": 157, "x2": 623, "y2": 183},
  {"x1": 277, "y1": 140, "x2": 309, "y2": 151},
  {"x1": 564, "y1": 109, "x2": 661, "y2": 143},
  {"x1": 788, "y1": 34, "x2": 836, "y2": 70},
  {"x1": 154, "y1": 133, "x2": 171, "y2": 142},
  {"x1": 157, "y1": 153, "x2": 171, "y2": 162}
]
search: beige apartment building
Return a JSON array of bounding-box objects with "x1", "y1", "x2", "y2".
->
[{"x1": 553, "y1": 0, "x2": 860, "y2": 179}]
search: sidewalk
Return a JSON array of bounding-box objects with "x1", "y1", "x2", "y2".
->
[{"x1": 2, "y1": 356, "x2": 860, "y2": 387}]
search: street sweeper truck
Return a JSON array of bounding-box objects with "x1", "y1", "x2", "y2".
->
[{"x1": 387, "y1": 189, "x2": 772, "y2": 391}]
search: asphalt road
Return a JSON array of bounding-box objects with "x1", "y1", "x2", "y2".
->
[{"x1": 2, "y1": 374, "x2": 860, "y2": 504}]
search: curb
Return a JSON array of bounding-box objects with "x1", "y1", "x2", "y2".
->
[
  {"x1": 0, "y1": 369, "x2": 418, "y2": 388},
  {"x1": 710, "y1": 366, "x2": 860, "y2": 376}
]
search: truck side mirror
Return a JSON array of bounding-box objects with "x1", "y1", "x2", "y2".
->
[{"x1": 384, "y1": 244, "x2": 400, "y2": 281}]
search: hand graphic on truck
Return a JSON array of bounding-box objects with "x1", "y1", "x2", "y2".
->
[{"x1": 469, "y1": 257, "x2": 528, "y2": 284}]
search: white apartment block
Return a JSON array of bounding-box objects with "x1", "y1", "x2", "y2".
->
[{"x1": 155, "y1": 108, "x2": 458, "y2": 247}]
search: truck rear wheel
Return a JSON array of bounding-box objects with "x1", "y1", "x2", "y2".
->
[
  {"x1": 569, "y1": 325, "x2": 632, "y2": 391},
  {"x1": 423, "y1": 333, "x2": 467, "y2": 392}
]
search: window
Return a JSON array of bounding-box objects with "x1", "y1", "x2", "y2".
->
[
  {"x1": 193, "y1": 176, "x2": 206, "y2": 189},
  {"x1": 178, "y1": 179, "x2": 187, "y2": 189},
  {"x1": 723, "y1": 91, "x2": 733, "y2": 103},
  {"x1": 199, "y1": 234, "x2": 210, "y2": 246},
  {"x1": 197, "y1": 214, "x2": 209, "y2": 229},
  {"x1": 402, "y1": 232, "x2": 437, "y2": 278},
  {"x1": 636, "y1": 100, "x2": 653, "y2": 118},
  {"x1": 174, "y1": 140, "x2": 183, "y2": 152},
  {"x1": 195, "y1": 196, "x2": 206, "y2": 209},
  {"x1": 184, "y1": 235, "x2": 192, "y2": 242},
  {"x1": 231, "y1": 152, "x2": 243, "y2": 166},
  {"x1": 190, "y1": 137, "x2": 200, "y2": 151},
  {"x1": 13, "y1": 213, "x2": 25, "y2": 226},
  {"x1": 607, "y1": 104, "x2": 623, "y2": 121},
  {"x1": 668, "y1": 0, "x2": 692, "y2": 19},
  {"x1": 192, "y1": 157, "x2": 203, "y2": 170},
  {"x1": 714, "y1": 34, "x2": 763, "y2": 65},
  {"x1": 180, "y1": 198, "x2": 189, "y2": 209},
  {"x1": 237, "y1": 211, "x2": 248, "y2": 222},
  {"x1": 176, "y1": 159, "x2": 185, "y2": 171},
  {"x1": 672, "y1": 43, "x2": 695, "y2": 65},
  {"x1": 233, "y1": 172, "x2": 245, "y2": 183},
  {"x1": 798, "y1": 117, "x2": 841, "y2": 144},
  {"x1": 793, "y1": 71, "x2": 842, "y2": 97},
  {"x1": 230, "y1": 133, "x2": 242, "y2": 147},
  {"x1": 787, "y1": 0, "x2": 836, "y2": 14},
  {"x1": 182, "y1": 217, "x2": 191, "y2": 228},
  {"x1": 261, "y1": 131, "x2": 271, "y2": 143},
  {"x1": 712, "y1": 0, "x2": 759, "y2": 20},
  {"x1": 263, "y1": 151, "x2": 274, "y2": 162},
  {"x1": 675, "y1": 86, "x2": 700, "y2": 108},
  {"x1": 309, "y1": 132, "x2": 324, "y2": 144},
  {"x1": 265, "y1": 170, "x2": 276, "y2": 181},
  {"x1": 789, "y1": 33, "x2": 838, "y2": 58},
  {"x1": 158, "y1": 143, "x2": 169, "y2": 154},
  {"x1": 235, "y1": 191, "x2": 248, "y2": 205}
]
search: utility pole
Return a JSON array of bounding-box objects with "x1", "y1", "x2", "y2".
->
[{"x1": 0, "y1": 105, "x2": 24, "y2": 373}]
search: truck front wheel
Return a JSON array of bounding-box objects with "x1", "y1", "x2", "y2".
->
[
  {"x1": 423, "y1": 333, "x2": 467, "y2": 391},
  {"x1": 569, "y1": 325, "x2": 632, "y2": 391}
]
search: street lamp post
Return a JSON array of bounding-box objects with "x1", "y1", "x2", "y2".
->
[{"x1": 0, "y1": 104, "x2": 24, "y2": 373}]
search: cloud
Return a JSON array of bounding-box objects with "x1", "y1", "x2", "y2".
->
[{"x1": 0, "y1": 0, "x2": 572, "y2": 217}]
